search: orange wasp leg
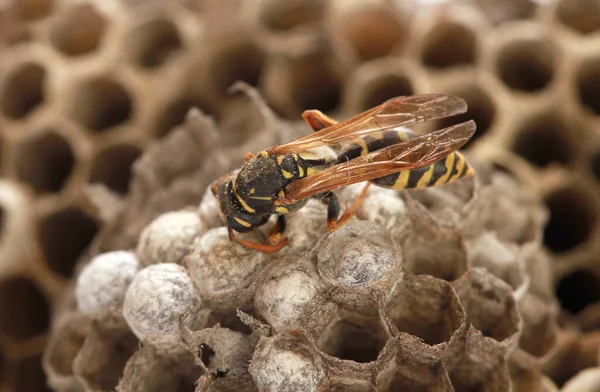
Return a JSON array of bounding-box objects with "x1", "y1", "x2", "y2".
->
[
  {"x1": 228, "y1": 227, "x2": 289, "y2": 253},
  {"x1": 267, "y1": 215, "x2": 287, "y2": 244},
  {"x1": 302, "y1": 109, "x2": 337, "y2": 131},
  {"x1": 326, "y1": 183, "x2": 371, "y2": 232}
]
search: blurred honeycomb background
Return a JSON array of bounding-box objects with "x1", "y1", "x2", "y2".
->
[{"x1": 1, "y1": 0, "x2": 600, "y2": 390}]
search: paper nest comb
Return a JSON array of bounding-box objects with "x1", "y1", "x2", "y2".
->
[
  {"x1": 0, "y1": 0, "x2": 599, "y2": 390},
  {"x1": 37, "y1": 85, "x2": 557, "y2": 392}
]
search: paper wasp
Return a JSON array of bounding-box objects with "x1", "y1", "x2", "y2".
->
[{"x1": 210, "y1": 94, "x2": 476, "y2": 253}]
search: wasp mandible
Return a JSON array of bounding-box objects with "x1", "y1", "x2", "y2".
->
[{"x1": 210, "y1": 94, "x2": 476, "y2": 252}]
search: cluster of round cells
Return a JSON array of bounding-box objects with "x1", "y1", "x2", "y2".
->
[{"x1": 0, "y1": 0, "x2": 600, "y2": 390}]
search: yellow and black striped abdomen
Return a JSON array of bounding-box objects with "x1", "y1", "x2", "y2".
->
[{"x1": 372, "y1": 150, "x2": 474, "y2": 190}]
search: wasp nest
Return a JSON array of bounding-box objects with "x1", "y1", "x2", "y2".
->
[
  {"x1": 0, "y1": 0, "x2": 600, "y2": 390},
  {"x1": 35, "y1": 84, "x2": 558, "y2": 392}
]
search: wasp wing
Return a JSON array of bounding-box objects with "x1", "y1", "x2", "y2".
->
[
  {"x1": 276, "y1": 120, "x2": 476, "y2": 204},
  {"x1": 266, "y1": 94, "x2": 468, "y2": 155}
]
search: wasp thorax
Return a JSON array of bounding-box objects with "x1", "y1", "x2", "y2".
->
[{"x1": 236, "y1": 156, "x2": 285, "y2": 198}]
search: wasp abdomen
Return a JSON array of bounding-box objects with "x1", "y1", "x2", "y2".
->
[{"x1": 372, "y1": 150, "x2": 474, "y2": 190}]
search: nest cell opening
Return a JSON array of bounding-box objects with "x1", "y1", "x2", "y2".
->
[
  {"x1": 258, "y1": 0, "x2": 325, "y2": 31},
  {"x1": 71, "y1": 77, "x2": 133, "y2": 132},
  {"x1": 385, "y1": 279, "x2": 463, "y2": 345},
  {"x1": 358, "y1": 74, "x2": 413, "y2": 113},
  {"x1": 576, "y1": 57, "x2": 600, "y2": 116},
  {"x1": 556, "y1": 0, "x2": 600, "y2": 35},
  {"x1": 0, "y1": 277, "x2": 49, "y2": 341},
  {"x1": 15, "y1": 131, "x2": 75, "y2": 194},
  {"x1": 210, "y1": 41, "x2": 265, "y2": 95},
  {"x1": 435, "y1": 85, "x2": 495, "y2": 148},
  {"x1": 153, "y1": 95, "x2": 214, "y2": 138},
  {"x1": 90, "y1": 144, "x2": 141, "y2": 194},
  {"x1": 556, "y1": 269, "x2": 600, "y2": 314},
  {"x1": 50, "y1": 4, "x2": 106, "y2": 56},
  {"x1": 512, "y1": 114, "x2": 573, "y2": 168},
  {"x1": 0, "y1": 63, "x2": 46, "y2": 119},
  {"x1": 421, "y1": 22, "x2": 476, "y2": 69},
  {"x1": 342, "y1": 8, "x2": 406, "y2": 61},
  {"x1": 496, "y1": 39, "x2": 555, "y2": 93},
  {"x1": 129, "y1": 19, "x2": 182, "y2": 68},
  {"x1": 14, "y1": 0, "x2": 53, "y2": 21},
  {"x1": 14, "y1": 355, "x2": 51, "y2": 392},
  {"x1": 543, "y1": 187, "x2": 596, "y2": 253},
  {"x1": 319, "y1": 314, "x2": 388, "y2": 363},
  {"x1": 39, "y1": 207, "x2": 99, "y2": 277},
  {"x1": 291, "y1": 57, "x2": 343, "y2": 114}
]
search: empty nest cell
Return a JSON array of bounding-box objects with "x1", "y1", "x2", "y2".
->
[
  {"x1": 0, "y1": 62, "x2": 46, "y2": 119},
  {"x1": 14, "y1": 355, "x2": 51, "y2": 392},
  {"x1": 556, "y1": 0, "x2": 600, "y2": 35},
  {"x1": 357, "y1": 73, "x2": 413, "y2": 113},
  {"x1": 39, "y1": 207, "x2": 99, "y2": 277},
  {"x1": 15, "y1": 131, "x2": 74, "y2": 194},
  {"x1": 385, "y1": 275, "x2": 464, "y2": 346},
  {"x1": 90, "y1": 144, "x2": 142, "y2": 194},
  {"x1": 318, "y1": 311, "x2": 388, "y2": 363},
  {"x1": 421, "y1": 22, "x2": 477, "y2": 69},
  {"x1": 50, "y1": 3, "x2": 107, "y2": 56},
  {"x1": 70, "y1": 77, "x2": 133, "y2": 132},
  {"x1": 208, "y1": 40, "x2": 265, "y2": 96},
  {"x1": 435, "y1": 84, "x2": 495, "y2": 148},
  {"x1": 339, "y1": 6, "x2": 407, "y2": 61},
  {"x1": 258, "y1": 0, "x2": 326, "y2": 31},
  {"x1": 575, "y1": 56, "x2": 600, "y2": 116},
  {"x1": 511, "y1": 112, "x2": 573, "y2": 167},
  {"x1": 543, "y1": 186, "x2": 597, "y2": 253},
  {"x1": 496, "y1": 38, "x2": 555, "y2": 92},
  {"x1": 289, "y1": 54, "x2": 343, "y2": 114},
  {"x1": 128, "y1": 18, "x2": 183, "y2": 68},
  {"x1": 0, "y1": 277, "x2": 49, "y2": 341},
  {"x1": 556, "y1": 269, "x2": 600, "y2": 314},
  {"x1": 12, "y1": 0, "x2": 53, "y2": 21}
]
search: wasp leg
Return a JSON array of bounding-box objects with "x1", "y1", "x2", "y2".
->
[
  {"x1": 326, "y1": 183, "x2": 371, "y2": 232},
  {"x1": 302, "y1": 109, "x2": 338, "y2": 131},
  {"x1": 268, "y1": 215, "x2": 287, "y2": 244},
  {"x1": 245, "y1": 152, "x2": 256, "y2": 162},
  {"x1": 228, "y1": 228, "x2": 288, "y2": 253}
]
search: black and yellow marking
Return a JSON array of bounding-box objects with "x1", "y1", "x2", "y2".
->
[{"x1": 371, "y1": 150, "x2": 474, "y2": 190}]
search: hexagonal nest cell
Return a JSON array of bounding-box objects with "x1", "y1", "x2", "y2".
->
[
  {"x1": 0, "y1": 277, "x2": 49, "y2": 341},
  {"x1": 511, "y1": 112, "x2": 573, "y2": 168},
  {"x1": 543, "y1": 187, "x2": 597, "y2": 254},
  {"x1": 39, "y1": 207, "x2": 99, "y2": 277},
  {"x1": 89, "y1": 144, "x2": 142, "y2": 194},
  {"x1": 421, "y1": 22, "x2": 477, "y2": 69},
  {"x1": 496, "y1": 38, "x2": 555, "y2": 93},
  {"x1": 50, "y1": 3, "x2": 107, "y2": 57},
  {"x1": 0, "y1": 63, "x2": 46, "y2": 120},
  {"x1": 15, "y1": 131, "x2": 75, "y2": 195},
  {"x1": 70, "y1": 77, "x2": 133, "y2": 132},
  {"x1": 128, "y1": 18, "x2": 183, "y2": 68},
  {"x1": 556, "y1": 269, "x2": 600, "y2": 314},
  {"x1": 556, "y1": 0, "x2": 600, "y2": 35}
]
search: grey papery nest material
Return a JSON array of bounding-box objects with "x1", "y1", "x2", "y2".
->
[
  {"x1": 41, "y1": 85, "x2": 560, "y2": 392},
  {"x1": 2, "y1": 0, "x2": 600, "y2": 390}
]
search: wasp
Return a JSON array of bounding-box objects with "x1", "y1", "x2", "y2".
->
[{"x1": 210, "y1": 94, "x2": 476, "y2": 252}]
